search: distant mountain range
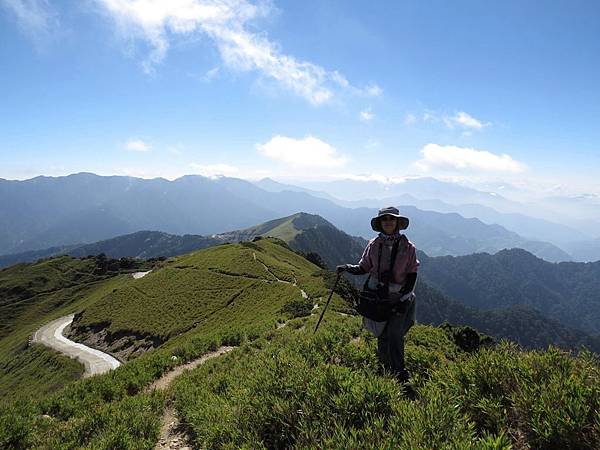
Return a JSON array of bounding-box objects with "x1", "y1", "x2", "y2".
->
[
  {"x1": 291, "y1": 177, "x2": 600, "y2": 239},
  {"x1": 259, "y1": 178, "x2": 600, "y2": 262},
  {"x1": 1, "y1": 173, "x2": 583, "y2": 263},
  {"x1": 562, "y1": 238, "x2": 600, "y2": 263},
  {"x1": 0, "y1": 231, "x2": 220, "y2": 268},
  {"x1": 293, "y1": 176, "x2": 522, "y2": 211},
  {"x1": 418, "y1": 248, "x2": 600, "y2": 335},
  {"x1": 416, "y1": 279, "x2": 600, "y2": 354},
  {"x1": 339, "y1": 194, "x2": 590, "y2": 245}
]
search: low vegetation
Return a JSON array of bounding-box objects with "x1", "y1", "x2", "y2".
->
[
  {"x1": 172, "y1": 314, "x2": 600, "y2": 449},
  {"x1": 70, "y1": 238, "x2": 349, "y2": 355},
  {"x1": 1, "y1": 238, "x2": 599, "y2": 449},
  {"x1": 0, "y1": 256, "x2": 149, "y2": 400}
]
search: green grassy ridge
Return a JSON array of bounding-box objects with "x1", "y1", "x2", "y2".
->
[
  {"x1": 172, "y1": 313, "x2": 600, "y2": 449},
  {"x1": 2, "y1": 286, "x2": 598, "y2": 448},
  {"x1": 72, "y1": 238, "x2": 349, "y2": 350},
  {"x1": 213, "y1": 212, "x2": 366, "y2": 270},
  {"x1": 0, "y1": 238, "x2": 350, "y2": 448},
  {"x1": 0, "y1": 301, "x2": 279, "y2": 449},
  {"x1": 0, "y1": 345, "x2": 84, "y2": 403},
  {"x1": 0, "y1": 237, "x2": 346, "y2": 404},
  {"x1": 0, "y1": 275, "x2": 133, "y2": 401},
  {"x1": 0, "y1": 256, "x2": 144, "y2": 401},
  {"x1": 216, "y1": 212, "x2": 324, "y2": 242},
  {"x1": 0, "y1": 257, "x2": 99, "y2": 339}
]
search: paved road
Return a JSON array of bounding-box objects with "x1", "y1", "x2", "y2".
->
[
  {"x1": 132, "y1": 270, "x2": 152, "y2": 279},
  {"x1": 32, "y1": 314, "x2": 121, "y2": 377}
]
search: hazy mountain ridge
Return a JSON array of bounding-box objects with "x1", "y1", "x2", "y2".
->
[
  {"x1": 281, "y1": 178, "x2": 599, "y2": 261},
  {"x1": 344, "y1": 194, "x2": 591, "y2": 246},
  {"x1": 295, "y1": 177, "x2": 600, "y2": 237},
  {"x1": 0, "y1": 173, "x2": 574, "y2": 264}
]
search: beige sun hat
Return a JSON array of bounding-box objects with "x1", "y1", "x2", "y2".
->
[{"x1": 370, "y1": 206, "x2": 409, "y2": 233}]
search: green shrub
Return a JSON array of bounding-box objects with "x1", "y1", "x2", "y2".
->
[
  {"x1": 427, "y1": 343, "x2": 600, "y2": 449},
  {"x1": 281, "y1": 298, "x2": 313, "y2": 318}
]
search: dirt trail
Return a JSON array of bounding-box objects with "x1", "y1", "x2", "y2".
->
[
  {"x1": 254, "y1": 252, "x2": 309, "y2": 299},
  {"x1": 148, "y1": 346, "x2": 234, "y2": 392},
  {"x1": 151, "y1": 346, "x2": 235, "y2": 450}
]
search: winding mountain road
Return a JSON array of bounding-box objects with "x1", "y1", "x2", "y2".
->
[{"x1": 32, "y1": 314, "x2": 121, "y2": 377}]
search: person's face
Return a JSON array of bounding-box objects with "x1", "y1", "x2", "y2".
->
[{"x1": 380, "y1": 215, "x2": 397, "y2": 234}]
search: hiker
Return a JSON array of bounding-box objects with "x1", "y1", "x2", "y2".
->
[{"x1": 337, "y1": 206, "x2": 419, "y2": 383}]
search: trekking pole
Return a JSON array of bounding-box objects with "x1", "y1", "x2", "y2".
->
[{"x1": 313, "y1": 272, "x2": 342, "y2": 334}]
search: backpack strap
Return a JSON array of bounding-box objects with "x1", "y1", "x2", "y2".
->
[
  {"x1": 388, "y1": 238, "x2": 401, "y2": 275},
  {"x1": 378, "y1": 238, "x2": 401, "y2": 289},
  {"x1": 364, "y1": 237, "x2": 403, "y2": 290},
  {"x1": 376, "y1": 241, "x2": 383, "y2": 280}
]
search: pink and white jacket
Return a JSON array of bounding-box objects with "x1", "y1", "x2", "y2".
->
[{"x1": 358, "y1": 234, "x2": 419, "y2": 289}]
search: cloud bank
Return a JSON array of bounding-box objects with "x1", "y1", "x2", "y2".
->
[
  {"x1": 257, "y1": 135, "x2": 347, "y2": 168},
  {"x1": 415, "y1": 143, "x2": 525, "y2": 174}
]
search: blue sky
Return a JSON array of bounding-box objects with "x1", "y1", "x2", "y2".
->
[{"x1": 1, "y1": 0, "x2": 599, "y2": 197}]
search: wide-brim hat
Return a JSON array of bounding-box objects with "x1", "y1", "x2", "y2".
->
[{"x1": 371, "y1": 206, "x2": 409, "y2": 233}]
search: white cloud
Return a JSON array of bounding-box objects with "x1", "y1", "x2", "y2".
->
[
  {"x1": 189, "y1": 162, "x2": 240, "y2": 177},
  {"x1": 95, "y1": 0, "x2": 379, "y2": 105},
  {"x1": 125, "y1": 138, "x2": 151, "y2": 152},
  {"x1": 419, "y1": 110, "x2": 490, "y2": 131},
  {"x1": 444, "y1": 111, "x2": 489, "y2": 130},
  {"x1": 336, "y1": 173, "x2": 407, "y2": 184},
  {"x1": 415, "y1": 143, "x2": 525, "y2": 174},
  {"x1": 256, "y1": 135, "x2": 347, "y2": 168},
  {"x1": 359, "y1": 107, "x2": 374, "y2": 122}
]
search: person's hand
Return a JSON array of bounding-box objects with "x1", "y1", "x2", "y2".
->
[{"x1": 336, "y1": 264, "x2": 348, "y2": 274}]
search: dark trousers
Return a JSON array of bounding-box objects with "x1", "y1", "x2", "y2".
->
[{"x1": 377, "y1": 298, "x2": 416, "y2": 381}]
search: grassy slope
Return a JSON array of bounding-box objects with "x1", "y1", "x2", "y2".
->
[
  {"x1": 5, "y1": 313, "x2": 599, "y2": 449},
  {"x1": 0, "y1": 237, "x2": 347, "y2": 448},
  {"x1": 218, "y1": 213, "x2": 304, "y2": 242},
  {"x1": 0, "y1": 257, "x2": 141, "y2": 401},
  {"x1": 0, "y1": 257, "x2": 100, "y2": 339},
  {"x1": 1, "y1": 239, "x2": 599, "y2": 449},
  {"x1": 72, "y1": 238, "x2": 348, "y2": 352},
  {"x1": 173, "y1": 314, "x2": 600, "y2": 450}
]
